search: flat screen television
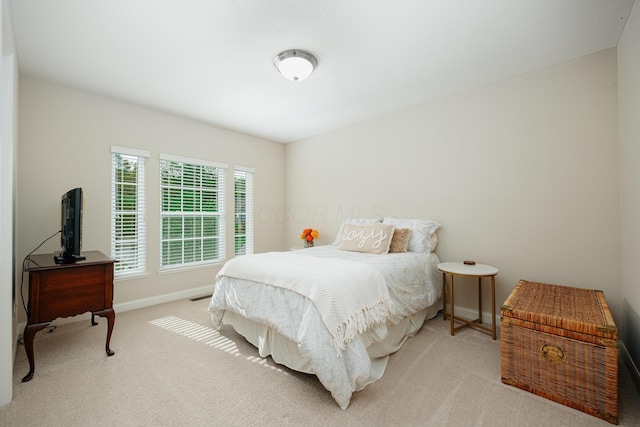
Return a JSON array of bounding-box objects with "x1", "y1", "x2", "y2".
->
[{"x1": 54, "y1": 187, "x2": 86, "y2": 264}]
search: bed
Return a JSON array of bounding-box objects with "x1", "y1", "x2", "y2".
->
[{"x1": 208, "y1": 217, "x2": 442, "y2": 409}]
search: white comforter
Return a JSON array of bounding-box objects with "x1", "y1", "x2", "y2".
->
[
  {"x1": 217, "y1": 251, "x2": 395, "y2": 354},
  {"x1": 209, "y1": 245, "x2": 442, "y2": 409}
]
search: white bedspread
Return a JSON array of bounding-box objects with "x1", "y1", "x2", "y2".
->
[
  {"x1": 209, "y1": 245, "x2": 441, "y2": 409},
  {"x1": 219, "y1": 251, "x2": 394, "y2": 353}
]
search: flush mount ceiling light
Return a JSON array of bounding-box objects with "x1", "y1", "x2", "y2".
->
[{"x1": 274, "y1": 49, "x2": 317, "y2": 82}]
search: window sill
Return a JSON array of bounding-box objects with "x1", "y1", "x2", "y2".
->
[{"x1": 158, "y1": 261, "x2": 225, "y2": 275}]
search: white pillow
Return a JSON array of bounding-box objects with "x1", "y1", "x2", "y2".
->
[
  {"x1": 338, "y1": 223, "x2": 394, "y2": 254},
  {"x1": 332, "y1": 217, "x2": 382, "y2": 246},
  {"x1": 382, "y1": 217, "x2": 440, "y2": 253}
]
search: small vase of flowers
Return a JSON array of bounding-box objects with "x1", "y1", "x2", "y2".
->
[{"x1": 301, "y1": 228, "x2": 319, "y2": 248}]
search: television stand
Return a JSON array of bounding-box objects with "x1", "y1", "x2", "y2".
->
[
  {"x1": 23, "y1": 250, "x2": 116, "y2": 382},
  {"x1": 53, "y1": 253, "x2": 86, "y2": 264}
]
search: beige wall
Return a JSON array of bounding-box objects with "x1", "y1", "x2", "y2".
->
[
  {"x1": 618, "y1": 2, "x2": 640, "y2": 376},
  {"x1": 286, "y1": 49, "x2": 621, "y2": 322},
  {"x1": 17, "y1": 77, "x2": 286, "y2": 321}
]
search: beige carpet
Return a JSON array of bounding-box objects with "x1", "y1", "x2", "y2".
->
[{"x1": 1, "y1": 298, "x2": 639, "y2": 427}]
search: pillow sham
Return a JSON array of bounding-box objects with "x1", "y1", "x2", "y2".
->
[
  {"x1": 382, "y1": 217, "x2": 440, "y2": 253},
  {"x1": 338, "y1": 223, "x2": 394, "y2": 254},
  {"x1": 332, "y1": 217, "x2": 382, "y2": 246},
  {"x1": 389, "y1": 228, "x2": 411, "y2": 253}
]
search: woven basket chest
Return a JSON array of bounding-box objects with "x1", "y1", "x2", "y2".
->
[{"x1": 501, "y1": 280, "x2": 618, "y2": 424}]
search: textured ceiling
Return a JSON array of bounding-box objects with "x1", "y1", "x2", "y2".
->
[{"x1": 9, "y1": 0, "x2": 636, "y2": 143}]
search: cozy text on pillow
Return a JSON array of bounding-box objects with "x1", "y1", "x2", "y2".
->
[{"x1": 338, "y1": 223, "x2": 394, "y2": 254}]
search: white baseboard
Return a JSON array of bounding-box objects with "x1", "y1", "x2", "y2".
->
[
  {"x1": 113, "y1": 285, "x2": 213, "y2": 313},
  {"x1": 15, "y1": 285, "x2": 214, "y2": 341},
  {"x1": 445, "y1": 304, "x2": 501, "y2": 334}
]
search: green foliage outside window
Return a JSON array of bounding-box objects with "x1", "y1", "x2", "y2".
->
[
  {"x1": 160, "y1": 159, "x2": 224, "y2": 267},
  {"x1": 113, "y1": 153, "x2": 142, "y2": 273},
  {"x1": 234, "y1": 172, "x2": 248, "y2": 255}
]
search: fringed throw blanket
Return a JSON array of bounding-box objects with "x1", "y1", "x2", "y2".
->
[{"x1": 218, "y1": 251, "x2": 394, "y2": 353}]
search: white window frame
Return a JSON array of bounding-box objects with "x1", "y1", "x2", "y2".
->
[
  {"x1": 234, "y1": 166, "x2": 254, "y2": 256},
  {"x1": 159, "y1": 153, "x2": 228, "y2": 270},
  {"x1": 111, "y1": 146, "x2": 149, "y2": 278}
]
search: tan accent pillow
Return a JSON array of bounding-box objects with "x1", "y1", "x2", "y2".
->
[
  {"x1": 338, "y1": 223, "x2": 394, "y2": 254},
  {"x1": 389, "y1": 228, "x2": 411, "y2": 253}
]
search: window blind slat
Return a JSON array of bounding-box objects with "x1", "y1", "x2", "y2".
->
[
  {"x1": 111, "y1": 150, "x2": 147, "y2": 276},
  {"x1": 234, "y1": 169, "x2": 253, "y2": 256},
  {"x1": 160, "y1": 157, "x2": 225, "y2": 268},
  {"x1": 159, "y1": 153, "x2": 228, "y2": 170}
]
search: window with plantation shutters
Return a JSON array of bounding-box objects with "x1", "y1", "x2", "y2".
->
[
  {"x1": 160, "y1": 154, "x2": 227, "y2": 269},
  {"x1": 234, "y1": 166, "x2": 254, "y2": 256},
  {"x1": 111, "y1": 146, "x2": 149, "y2": 277}
]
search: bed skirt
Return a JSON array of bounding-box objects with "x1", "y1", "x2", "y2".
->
[{"x1": 220, "y1": 301, "x2": 441, "y2": 388}]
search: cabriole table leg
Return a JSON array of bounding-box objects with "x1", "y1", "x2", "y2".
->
[{"x1": 22, "y1": 322, "x2": 50, "y2": 382}]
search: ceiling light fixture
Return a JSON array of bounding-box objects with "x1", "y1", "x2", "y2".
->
[{"x1": 274, "y1": 49, "x2": 317, "y2": 82}]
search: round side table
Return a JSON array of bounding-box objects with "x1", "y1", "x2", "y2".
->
[{"x1": 437, "y1": 261, "x2": 499, "y2": 340}]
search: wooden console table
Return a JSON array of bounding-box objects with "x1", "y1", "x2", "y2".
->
[{"x1": 23, "y1": 250, "x2": 116, "y2": 382}]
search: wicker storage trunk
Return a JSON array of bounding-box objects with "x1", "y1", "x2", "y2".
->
[{"x1": 500, "y1": 280, "x2": 618, "y2": 424}]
